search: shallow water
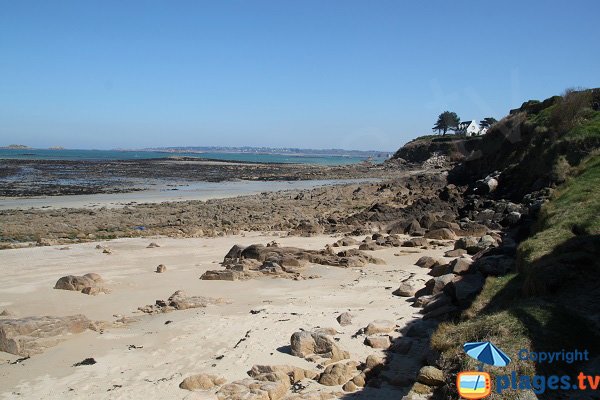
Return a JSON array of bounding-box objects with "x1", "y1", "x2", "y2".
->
[{"x1": 0, "y1": 178, "x2": 379, "y2": 210}]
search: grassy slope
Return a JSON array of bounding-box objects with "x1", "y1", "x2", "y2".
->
[{"x1": 429, "y1": 92, "x2": 600, "y2": 399}]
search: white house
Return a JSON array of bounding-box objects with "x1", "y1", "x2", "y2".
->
[{"x1": 455, "y1": 120, "x2": 481, "y2": 136}]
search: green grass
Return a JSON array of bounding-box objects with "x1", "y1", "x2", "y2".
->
[
  {"x1": 519, "y1": 154, "x2": 600, "y2": 267},
  {"x1": 565, "y1": 111, "x2": 600, "y2": 139},
  {"x1": 430, "y1": 152, "x2": 600, "y2": 399},
  {"x1": 405, "y1": 133, "x2": 468, "y2": 144}
]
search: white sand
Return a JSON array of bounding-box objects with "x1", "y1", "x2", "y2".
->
[{"x1": 0, "y1": 233, "x2": 449, "y2": 399}]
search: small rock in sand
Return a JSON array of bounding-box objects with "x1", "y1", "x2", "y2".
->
[
  {"x1": 147, "y1": 242, "x2": 160, "y2": 248},
  {"x1": 156, "y1": 264, "x2": 167, "y2": 273},
  {"x1": 336, "y1": 312, "x2": 353, "y2": 326}
]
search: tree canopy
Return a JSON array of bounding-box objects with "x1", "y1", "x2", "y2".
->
[
  {"x1": 433, "y1": 111, "x2": 460, "y2": 135},
  {"x1": 479, "y1": 117, "x2": 498, "y2": 129}
]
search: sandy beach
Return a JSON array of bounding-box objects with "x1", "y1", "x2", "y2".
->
[{"x1": 0, "y1": 232, "x2": 450, "y2": 399}]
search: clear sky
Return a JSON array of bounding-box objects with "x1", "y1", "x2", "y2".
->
[{"x1": 1, "y1": 1, "x2": 598, "y2": 151}]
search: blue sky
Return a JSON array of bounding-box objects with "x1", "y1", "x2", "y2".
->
[{"x1": 0, "y1": 1, "x2": 598, "y2": 151}]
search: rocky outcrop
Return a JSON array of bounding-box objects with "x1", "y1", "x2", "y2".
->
[
  {"x1": 137, "y1": 290, "x2": 230, "y2": 314},
  {"x1": 202, "y1": 243, "x2": 385, "y2": 281},
  {"x1": 0, "y1": 315, "x2": 90, "y2": 356}
]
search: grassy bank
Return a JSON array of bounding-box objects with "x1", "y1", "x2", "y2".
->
[{"x1": 431, "y1": 153, "x2": 600, "y2": 399}]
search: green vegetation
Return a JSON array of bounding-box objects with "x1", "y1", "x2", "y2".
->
[
  {"x1": 432, "y1": 155, "x2": 600, "y2": 397},
  {"x1": 430, "y1": 89, "x2": 600, "y2": 398},
  {"x1": 433, "y1": 111, "x2": 460, "y2": 135},
  {"x1": 406, "y1": 133, "x2": 467, "y2": 144}
]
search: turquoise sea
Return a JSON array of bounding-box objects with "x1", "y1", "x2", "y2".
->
[{"x1": 0, "y1": 148, "x2": 386, "y2": 165}]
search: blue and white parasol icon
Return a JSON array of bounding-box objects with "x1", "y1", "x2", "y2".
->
[{"x1": 463, "y1": 341, "x2": 511, "y2": 369}]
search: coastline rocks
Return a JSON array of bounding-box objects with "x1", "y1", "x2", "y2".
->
[
  {"x1": 402, "y1": 238, "x2": 428, "y2": 248},
  {"x1": 248, "y1": 364, "x2": 317, "y2": 382},
  {"x1": 54, "y1": 273, "x2": 108, "y2": 295},
  {"x1": 156, "y1": 264, "x2": 167, "y2": 273},
  {"x1": 364, "y1": 320, "x2": 396, "y2": 335},
  {"x1": 290, "y1": 330, "x2": 349, "y2": 364},
  {"x1": 318, "y1": 361, "x2": 359, "y2": 386},
  {"x1": 416, "y1": 366, "x2": 445, "y2": 386},
  {"x1": 292, "y1": 220, "x2": 324, "y2": 237},
  {"x1": 415, "y1": 256, "x2": 443, "y2": 269},
  {"x1": 179, "y1": 373, "x2": 226, "y2": 391},
  {"x1": 424, "y1": 228, "x2": 456, "y2": 240},
  {"x1": 216, "y1": 377, "x2": 288, "y2": 400},
  {"x1": 445, "y1": 274, "x2": 485, "y2": 306},
  {"x1": 425, "y1": 274, "x2": 455, "y2": 296},
  {"x1": 0, "y1": 314, "x2": 90, "y2": 356},
  {"x1": 333, "y1": 237, "x2": 359, "y2": 247},
  {"x1": 393, "y1": 277, "x2": 425, "y2": 297},
  {"x1": 449, "y1": 257, "x2": 473, "y2": 274},
  {"x1": 205, "y1": 244, "x2": 385, "y2": 281},
  {"x1": 364, "y1": 335, "x2": 391, "y2": 349}
]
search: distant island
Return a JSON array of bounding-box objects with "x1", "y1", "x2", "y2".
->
[
  {"x1": 1, "y1": 144, "x2": 32, "y2": 150},
  {"x1": 144, "y1": 146, "x2": 391, "y2": 159}
]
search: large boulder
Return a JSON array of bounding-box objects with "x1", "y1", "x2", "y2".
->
[
  {"x1": 318, "y1": 361, "x2": 358, "y2": 386},
  {"x1": 290, "y1": 331, "x2": 349, "y2": 363},
  {"x1": 445, "y1": 273, "x2": 485, "y2": 305},
  {"x1": 426, "y1": 274, "x2": 455, "y2": 295},
  {"x1": 416, "y1": 366, "x2": 445, "y2": 386},
  {"x1": 393, "y1": 278, "x2": 425, "y2": 297},
  {"x1": 449, "y1": 257, "x2": 473, "y2": 274},
  {"x1": 454, "y1": 236, "x2": 478, "y2": 251},
  {"x1": 224, "y1": 244, "x2": 247, "y2": 262},
  {"x1": 364, "y1": 335, "x2": 391, "y2": 349},
  {"x1": 424, "y1": 228, "x2": 457, "y2": 240},
  {"x1": 334, "y1": 237, "x2": 359, "y2": 247},
  {"x1": 364, "y1": 320, "x2": 396, "y2": 335},
  {"x1": 0, "y1": 315, "x2": 90, "y2": 356},
  {"x1": 415, "y1": 256, "x2": 442, "y2": 269},
  {"x1": 54, "y1": 273, "x2": 104, "y2": 294},
  {"x1": 179, "y1": 373, "x2": 226, "y2": 390}
]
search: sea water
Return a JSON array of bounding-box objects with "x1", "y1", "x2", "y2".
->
[{"x1": 0, "y1": 148, "x2": 387, "y2": 165}]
